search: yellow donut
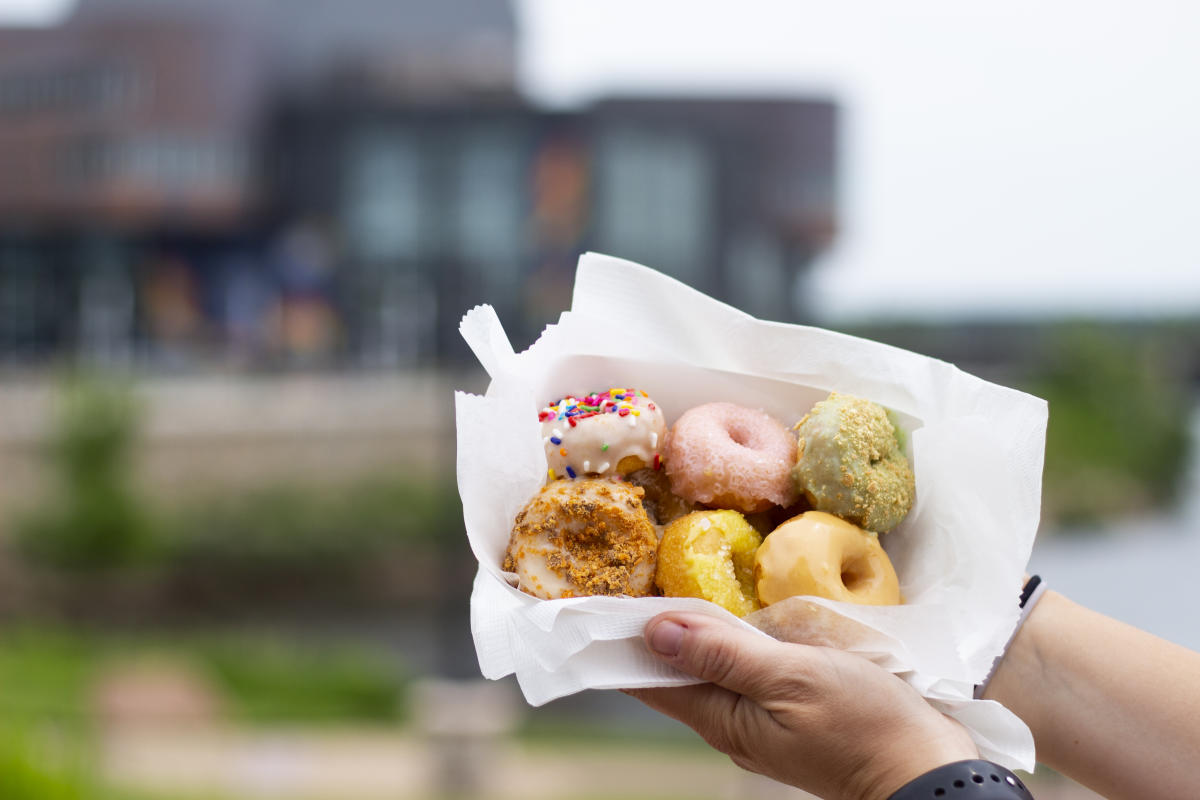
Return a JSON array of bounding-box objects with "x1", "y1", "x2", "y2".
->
[
  {"x1": 655, "y1": 510, "x2": 762, "y2": 617},
  {"x1": 754, "y1": 511, "x2": 900, "y2": 606}
]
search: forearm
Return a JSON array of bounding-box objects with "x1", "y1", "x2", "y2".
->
[{"x1": 984, "y1": 590, "x2": 1200, "y2": 799}]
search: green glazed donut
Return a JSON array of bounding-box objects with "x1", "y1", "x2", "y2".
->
[{"x1": 791, "y1": 392, "x2": 914, "y2": 533}]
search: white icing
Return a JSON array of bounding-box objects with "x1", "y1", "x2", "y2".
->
[{"x1": 541, "y1": 393, "x2": 667, "y2": 479}]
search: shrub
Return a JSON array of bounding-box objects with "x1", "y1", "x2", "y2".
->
[
  {"x1": 1030, "y1": 325, "x2": 1191, "y2": 526},
  {"x1": 17, "y1": 376, "x2": 154, "y2": 569}
]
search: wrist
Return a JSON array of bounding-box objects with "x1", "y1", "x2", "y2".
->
[
  {"x1": 975, "y1": 575, "x2": 1048, "y2": 699},
  {"x1": 983, "y1": 589, "x2": 1066, "y2": 711},
  {"x1": 851, "y1": 730, "x2": 980, "y2": 800},
  {"x1": 885, "y1": 760, "x2": 1035, "y2": 800}
]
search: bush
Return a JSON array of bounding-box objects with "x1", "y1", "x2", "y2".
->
[
  {"x1": 17, "y1": 377, "x2": 154, "y2": 569},
  {"x1": 166, "y1": 476, "x2": 461, "y2": 567},
  {"x1": 159, "y1": 476, "x2": 463, "y2": 614}
]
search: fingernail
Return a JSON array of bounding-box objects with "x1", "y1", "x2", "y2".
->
[{"x1": 648, "y1": 620, "x2": 685, "y2": 657}]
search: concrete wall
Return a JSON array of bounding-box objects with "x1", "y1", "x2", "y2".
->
[{"x1": 0, "y1": 369, "x2": 484, "y2": 521}]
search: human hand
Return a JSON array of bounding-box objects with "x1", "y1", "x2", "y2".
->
[{"x1": 624, "y1": 612, "x2": 979, "y2": 800}]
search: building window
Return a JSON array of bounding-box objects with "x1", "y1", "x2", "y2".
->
[
  {"x1": 594, "y1": 126, "x2": 713, "y2": 281},
  {"x1": 453, "y1": 126, "x2": 525, "y2": 298},
  {"x1": 342, "y1": 129, "x2": 425, "y2": 263}
]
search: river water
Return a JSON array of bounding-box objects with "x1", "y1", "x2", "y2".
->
[{"x1": 1028, "y1": 407, "x2": 1200, "y2": 652}]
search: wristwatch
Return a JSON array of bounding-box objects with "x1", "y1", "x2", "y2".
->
[{"x1": 887, "y1": 760, "x2": 1035, "y2": 799}]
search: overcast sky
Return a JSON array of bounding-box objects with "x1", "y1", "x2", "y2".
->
[
  {"x1": 516, "y1": 0, "x2": 1200, "y2": 321},
  {"x1": 4, "y1": 0, "x2": 1199, "y2": 321}
]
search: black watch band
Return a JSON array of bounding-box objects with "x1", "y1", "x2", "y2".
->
[{"x1": 887, "y1": 760, "x2": 1035, "y2": 799}]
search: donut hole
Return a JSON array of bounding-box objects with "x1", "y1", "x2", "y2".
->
[
  {"x1": 726, "y1": 421, "x2": 753, "y2": 448},
  {"x1": 656, "y1": 511, "x2": 762, "y2": 617},
  {"x1": 692, "y1": 528, "x2": 756, "y2": 599},
  {"x1": 840, "y1": 554, "x2": 874, "y2": 593}
]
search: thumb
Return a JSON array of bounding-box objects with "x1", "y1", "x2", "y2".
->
[{"x1": 644, "y1": 612, "x2": 799, "y2": 701}]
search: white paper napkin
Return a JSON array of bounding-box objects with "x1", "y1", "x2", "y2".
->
[{"x1": 455, "y1": 253, "x2": 1047, "y2": 770}]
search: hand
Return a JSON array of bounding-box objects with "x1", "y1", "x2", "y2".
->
[{"x1": 624, "y1": 612, "x2": 978, "y2": 800}]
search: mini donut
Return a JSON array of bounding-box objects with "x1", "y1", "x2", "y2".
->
[
  {"x1": 663, "y1": 402, "x2": 798, "y2": 514},
  {"x1": 626, "y1": 466, "x2": 698, "y2": 526},
  {"x1": 744, "y1": 497, "x2": 812, "y2": 538},
  {"x1": 539, "y1": 389, "x2": 666, "y2": 481},
  {"x1": 655, "y1": 510, "x2": 763, "y2": 617},
  {"x1": 503, "y1": 478, "x2": 658, "y2": 599},
  {"x1": 754, "y1": 511, "x2": 900, "y2": 606},
  {"x1": 792, "y1": 392, "x2": 914, "y2": 533}
]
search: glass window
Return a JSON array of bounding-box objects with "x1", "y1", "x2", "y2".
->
[
  {"x1": 77, "y1": 239, "x2": 135, "y2": 367},
  {"x1": 725, "y1": 227, "x2": 788, "y2": 321},
  {"x1": 354, "y1": 270, "x2": 435, "y2": 368},
  {"x1": 594, "y1": 127, "x2": 713, "y2": 281},
  {"x1": 0, "y1": 248, "x2": 39, "y2": 362},
  {"x1": 342, "y1": 129, "x2": 425, "y2": 263},
  {"x1": 453, "y1": 127, "x2": 524, "y2": 271}
]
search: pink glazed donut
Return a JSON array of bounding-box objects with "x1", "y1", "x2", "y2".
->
[{"x1": 663, "y1": 402, "x2": 799, "y2": 514}]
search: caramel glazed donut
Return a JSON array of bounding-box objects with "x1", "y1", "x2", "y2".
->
[
  {"x1": 539, "y1": 389, "x2": 666, "y2": 481},
  {"x1": 755, "y1": 511, "x2": 900, "y2": 606},
  {"x1": 503, "y1": 478, "x2": 659, "y2": 600}
]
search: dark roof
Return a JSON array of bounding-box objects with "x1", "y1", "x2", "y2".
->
[{"x1": 66, "y1": 0, "x2": 516, "y2": 88}]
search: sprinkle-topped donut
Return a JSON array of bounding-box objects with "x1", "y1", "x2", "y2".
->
[{"x1": 538, "y1": 388, "x2": 666, "y2": 480}]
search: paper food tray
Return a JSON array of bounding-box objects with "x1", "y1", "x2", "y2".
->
[{"x1": 455, "y1": 253, "x2": 1047, "y2": 770}]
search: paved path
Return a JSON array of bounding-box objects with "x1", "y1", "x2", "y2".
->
[
  {"x1": 101, "y1": 725, "x2": 810, "y2": 799},
  {"x1": 100, "y1": 725, "x2": 1101, "y2": 800}
]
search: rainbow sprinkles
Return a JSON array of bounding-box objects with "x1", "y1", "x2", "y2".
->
[{"x1": 537, "y1": 388, "x2": 667, "y2": 481}]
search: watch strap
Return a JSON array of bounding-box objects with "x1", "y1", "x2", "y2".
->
[{"x1": 887, "y1": 759, "x2": 1035, "y2": 799}]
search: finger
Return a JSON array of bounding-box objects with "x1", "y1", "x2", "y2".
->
[
  {"x1": 623, "y1": 683, "x2": 737, "y2": 727},
  {"x1": 643, "y1": 612, "x2": 807, "y2": 702},
  {"x1": 622, "y1": 684, "x2": 742, "y2": 753}
]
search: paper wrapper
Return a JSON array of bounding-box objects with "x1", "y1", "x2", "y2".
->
[{"x1": 455, "y1": 253, "x2": 1047, "y2": 770}]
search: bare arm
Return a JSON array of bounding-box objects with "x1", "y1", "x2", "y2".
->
[{"x1": 984, "y1": 590, "x2": 1200, "y2": 800}]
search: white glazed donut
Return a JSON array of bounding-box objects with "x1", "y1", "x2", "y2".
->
[{"x1": 539, "y1": 389, "x2": 666, "y2": 481}]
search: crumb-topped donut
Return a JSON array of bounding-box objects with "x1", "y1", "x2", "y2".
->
[
  {"x1": 663, "y1": 402, "x2": 798, "y2": 513},
  {"x1": 792, "y1": 392, "x2": 914, "y2": 533},
  {"x1": 539, "y1": 389, "x2": 666, "y2": 481},
  {"x1": 655, "y1": 510, "x2": 762, "y2": 617},
  {"x1": 503, "y1": 478, "x2": 658, "y2": 599},
  {"x1": 754, "y1": 511, "x2": 900, "y2": 606}
]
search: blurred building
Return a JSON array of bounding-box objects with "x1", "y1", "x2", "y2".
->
[{"x1": 0, "y1": 0, "x2": 836, "y2": 370}]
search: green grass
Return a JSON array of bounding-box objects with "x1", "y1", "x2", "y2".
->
[
  {"x1": 186, "y1": 635, "x2": 407, "y2": 724},
  {"x1": 0, "y1": 627, "x2": 409, "y2": 729},
  {"x1": 0, "y1": 728, "x2": 201, "y2": 800},
  {"x1": 0, "y1": 629, "x2": 99, "y2": 731},
  {"x1": 0, "y1": 730, "x2": 97, "y2": 800}
]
